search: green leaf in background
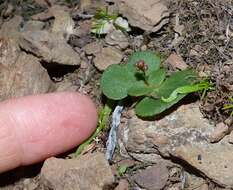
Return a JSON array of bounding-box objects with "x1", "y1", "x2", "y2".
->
[
  {"x1": 135, "y1": 95, "x2": 186, "y2": 117},
  {"x1": 148, "y1": 68, "x2": 166, "y2": 86},
  {"x1": 127, "y1": 51, "x2": 161, "y2": 75},
  {"x1": 100, "y1": 64, "x2": 136, "y2": 100},
  {"x1": 128, "y1": 81, "x2": 153, "y2": 97}
]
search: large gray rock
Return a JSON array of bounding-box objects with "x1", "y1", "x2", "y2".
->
[
  {"x1": 120, "y1": 103, "x2": 233, "y2": 187},
  {"x1": 115, "y1": 0, "x2": 169, "y2": 32},
  {"x1": 0, "y1": 37, "x2": 53, "y2": 101},
  {"x1": 40, "y1": 153, "x2": 115, "y2": 190},
  {"x1": 20, "y1": 30, "x2": 81, "y2": 66}
]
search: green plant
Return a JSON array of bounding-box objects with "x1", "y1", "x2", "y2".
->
[
  {"x1": 75, "y1": 101, "x2": 112, "y2": 156},
  {"x1": 117, "y1": 165, "x2": 128, "y2": 176},
  {"x1": 100, "y1": 51, "x2": 213, "y2": 117},
  {"x1": 91, "y1": 8, "x2": 130, "y2": 36},
  {"x1": 91, "y1": 8, "x2": 117, "y2": 35},
  {"x1": 223, "y1": 97, "x2": 233, "y2": 116}
]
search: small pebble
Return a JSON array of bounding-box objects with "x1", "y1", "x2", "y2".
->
[{"x1": 209, "y1": 122, "x2": 229, "y2": 143}]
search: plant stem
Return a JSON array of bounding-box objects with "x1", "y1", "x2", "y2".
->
[{"x1": 74, "y1": 100, "x2": 113, "y2": 156}]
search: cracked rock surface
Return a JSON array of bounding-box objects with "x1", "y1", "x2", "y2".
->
[
  {"x1": 115, "y1": 0, "x2": 170, "y2": 32},
  {"x1": 120, "y1": 103, "x2": 233, "y2": 187}
]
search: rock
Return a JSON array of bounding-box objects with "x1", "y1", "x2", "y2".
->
[
  {"x1": 50, "y1": 5, "x2": 75, "y2": 39},
  {"x1": 23, "y1": 178, "x2": 39, "y2": 190},
  {"x1": 83, "y1": 41, "x2": 103, "y2": 55},
  {"x1": 140, "y1": 45, "x2": 147, "y2": 51},
  {"x1": 173, "y1": 21, "x2": 184, "y2": 36},
  {"x1": 35, "y1": 0, "x2": 50, "y2": 7},
  {"x1": 189, "y1": 45, "x2": 203, "y2": 57},
  {"x1": 228, "y1": 130, "x2": 233, "y2": 144},
  {"x1": 22, "y1": 20, "x2": 45, "y2": 32},
  {"x1": 31, "y1": 10, "x2": 53, "y2": 21},
  {"x1": 55, "y1": 78, "x2": 77, "y2": 92},
  {"x1": 0, "y1": 38, "x2": 53, "y2": 101},
  {"x1": 75, "y1": 20, "x2": 92, "y2": 37},
  {"x1": 40, "y1": 153, "x2": 114, "y2": 190},
  {"x1": 120, "y1": 103, "x2": 233, "y2": 187},
  {"x1": 20, "y1": 30, "x2": 81, "y2": 66},
  {"x1": 167, "y1": 186, "x2": 180, "y2": 190},
  {"x1": 114, "y1": 179, "x2": 129, "y2": 190},
  {"x1": 225, "y1": 117, "x2": 233, "y2": 127},
  {"x1": 132, "y1": 163, "x2": 169, "y2": 190},
  {"x1": 209, "y1": 122, "x2": 229, "y2": 143},
  {"x1": 94, "y1": 47, "x2": 123, "y2": 71},
  {"x1": 70, "y1": 34, "x2": 93, "y2": 48},
  {"x1": 0, "y1": 16, "x2": 22, "y2": 40},
  {"x1": 128, "y1": 153, "x2": 167, "y2": 164},
  {"x1": 185, "y1": 173, "x2": 208, "y2": 190},
  {"x1": 80, "y1": 0, "x2": 92, "y2": 12},
  {"x1": 105, "y1": 29, "x2": 129, "y2": 49},
  {"x1": 2, "y1": 3, "x2": 14, "y2": 18},
  {"x1": 115, "y1": 0, "x2": 169, "y2": 32},
  {"x1": 132, "y1": 35, "x2": 144, "y2": 49},
  {"x1": 0, "y1": 38, "x2": 20, "y2": 67},
  {"x1": 165, "y1": 53, "x2": 188, "y2": 70},
  {"x1": 198, "y1": 183, "x2": 209, "y2": 190}
]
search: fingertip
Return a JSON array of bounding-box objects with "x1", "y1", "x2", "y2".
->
[{"x1": 0, "y1": 92, "x2": 98, "y2": 172}]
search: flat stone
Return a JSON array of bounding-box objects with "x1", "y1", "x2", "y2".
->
[
  {"x1": 228, "y1": 130, "x2": 233, "y2": 144},
  {"x1": 83, "y1": 41, "x2": 103, "y2": 55},
  {"x1": 94, "y1": 47, "x2": 123, "y2": 71},
  {"x1": 0, "y1": 38, "x2": 53, "y2": 101},
  {"x1": 132, "y1": 163, "x2": 169, "y2": 190},
  {"x1": 50, "y1": 5, "x2": 75, "y2": 39},
  {"x1": 120, "y1": 103, "x2": 233, "y2": 187},
  {"x1": 80, "y1": 0, "x2": 92, "y2": 12},
  {"x1": 31, "y1": 10, "x2": 53, "y2": 21},
  {"x1": 105, "y1": 29, "x2": 129, "y2": 49},
  {"x1": 20, "y1": 30, "x2": 81, "y2": 66},
  {"x1": 22, "y1": 20, "x2": 45, "y2": 32},
  {"x1": 165, "y1": 53, "x2": 188, "y2": 70},
  {"x1": 209, "y1": 122, "x2": 229, "y2": 143},
  {"x1": 0, "y1": 16, "x2": 22, "y2": 40},
  {"x1": 0, "y1": 38, "x2": 20, "y2": 67},
  {"x1": 40, "y1": 153, "x2": 114, "y2": 190},
  {"x1": 115, "y1": 0, "x2": 169, "y2": 32},
  {"x1": 114, "y1": 179, "x2": 129, "y2": 190}
]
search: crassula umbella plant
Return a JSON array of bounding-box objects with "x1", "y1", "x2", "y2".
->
[{"x1": 100, "y1": 51, "x2": 212, "y2": 117}]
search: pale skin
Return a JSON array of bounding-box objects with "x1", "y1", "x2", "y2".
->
[{"x1": 0, "y1": 92, "x2": 98, "y2": 173}]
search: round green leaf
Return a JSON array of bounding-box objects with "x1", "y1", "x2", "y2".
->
[
  {"x1": 127, "y1": 51, "x2": 161, "y2": 74},
  {"x1": 100, "y1": 64, "x2": 135, "y2": 100},
  {"x1": 128, "y1": 81, "x2": 153, "y2": 97},
  {"x1": 148, "y1": 68, "x2": 166, "y2": 86},
  {"x1": 135, "y1": 95, "x2": 186, "y2": 117}
]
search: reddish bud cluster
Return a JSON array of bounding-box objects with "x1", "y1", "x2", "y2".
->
[{"x1": 135, "y1": 60, "x2": 148, "y2": 71}]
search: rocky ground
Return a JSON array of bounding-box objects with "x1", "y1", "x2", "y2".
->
[{"x1": 0, "y1": 0, "x2": 232, "y2": 189}]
